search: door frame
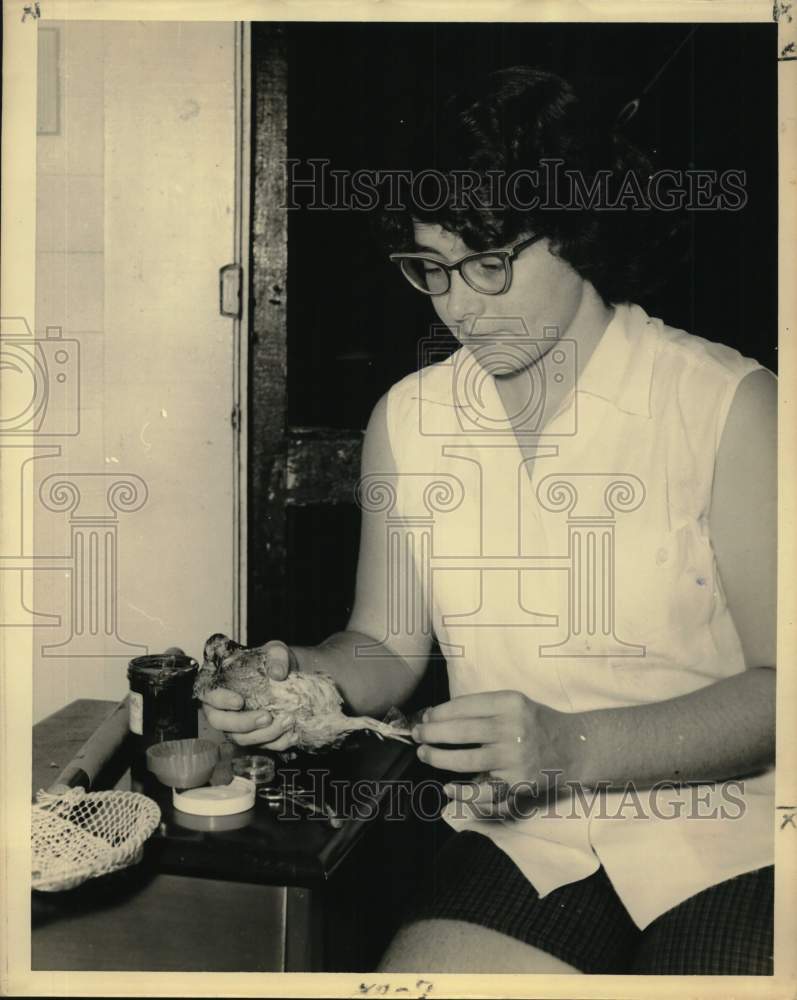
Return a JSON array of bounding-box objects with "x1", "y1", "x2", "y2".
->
[
  {"x1": 248, "y1": 23, "x2": 363, "y2": 645},
  {"x1": 234, "y1": 21, "x2": 251, "y2": 643}
]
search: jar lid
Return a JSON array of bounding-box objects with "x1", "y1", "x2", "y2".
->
[
  {"x1": 172, "y1": 807, "x2": 255, "y2": 832},
  {"x1": 172, "y1": 776, "x2": 255, "y2": 816},
  {"x1": 128, "y1": 654, "x2": 198, "y2": 680}
]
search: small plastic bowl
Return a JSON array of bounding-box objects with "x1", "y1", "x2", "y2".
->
[{"x1": 146, "y1": 738, "x2": 219, "y2": 789}]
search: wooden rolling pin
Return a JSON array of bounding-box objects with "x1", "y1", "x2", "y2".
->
[{"x1": 45, "y1": 696, "x2": 131, "y2": 795}]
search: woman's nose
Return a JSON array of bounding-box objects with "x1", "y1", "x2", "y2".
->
[{"x1": 446, "y1": 271, "x2": 482, "y2": 330}]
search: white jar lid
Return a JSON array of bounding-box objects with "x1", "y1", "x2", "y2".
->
[
  {"x1": 172, "y1": 807, "x2": 254, "y2": 832},
  {"x1": 172, "y1": 776, "x2": 255, "y2": 816}
]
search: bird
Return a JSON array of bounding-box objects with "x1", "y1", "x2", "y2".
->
[{"x1": 194, "y1": 633, "x2": 412, "y2": 753}]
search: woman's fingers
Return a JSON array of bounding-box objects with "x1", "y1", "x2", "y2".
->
[
  {"x1": 417, "y1": 743, "x2": 499, "y2": 773},
  {"x1": 201, "y1": 687, "x2": 245, "y2": 711},
  {"x1": 442, "y1": 773, "x2": 542, "y2": 820},
  {"x1": 231, "y1": 725, "x2": 295, "y2": 751},
  {"x1": 203, "y1": 702, "x2": 295, "y2": 749},
  {"x1": 423, "y1": 690, "x2": 520, "y2": 723},
  {"x1": 243, "y1": 639, "x2": 293, "y2": 681},
  {"x1": 265, "y1": 641, "x2": 293, "y2": 680},
  {"x1": 203, "y1": 705, "x2": 272, "y2": 735},
  {"x1": 413, "y1": 717, "x2": 500, "y2": 746},
  {"x1": 444, "y1": 777, "x2": 505, "y2": 806}
]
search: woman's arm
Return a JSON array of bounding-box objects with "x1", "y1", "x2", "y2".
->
[
  {"x1": 562, "y1": 366, "x2": 777, "y2": 787},
  {"x1": 290, "y1": 390, "x2": 433, "y2": 716},
  {"x1": 418, "y1": 368, "x2": 777, "y2": 792},
  {"x1": 557, "y1": 665, "x2": 774, "y2": 788},
  {"x1": 203, "y1": 391, "x2": 432, "y2": 744},
  {"x1": 289, "y1": 628, "x2": 425, "y2": 718}
]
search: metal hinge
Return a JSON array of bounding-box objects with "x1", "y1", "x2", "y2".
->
[
  {"x1": 219, "y1": 263, "x2": 242, "y2": 319},
  {"x1": 231, "y1": 404, "x2": 241, "y2": 431}
]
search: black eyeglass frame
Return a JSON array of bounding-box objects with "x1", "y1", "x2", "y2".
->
[{"x1": 389, "y1": 234, "x2": 545, "y2": 296}]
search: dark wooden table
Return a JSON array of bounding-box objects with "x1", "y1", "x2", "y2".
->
[{"x1": 32, "y1": 699, "x2": 434, "y2": 972}]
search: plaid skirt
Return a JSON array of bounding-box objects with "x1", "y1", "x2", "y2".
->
[{"x1": 407, "y1": 830, "x2": 773, "y2": 974}]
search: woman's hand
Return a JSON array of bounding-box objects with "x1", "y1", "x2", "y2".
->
[
  {"x1": 199, "y1": 639, "x2": 298, "y2": 751},
  {"x1": 412, "y1": 690, "x2": 572, "y2": 816}
]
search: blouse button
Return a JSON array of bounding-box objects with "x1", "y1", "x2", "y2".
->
[{"x1": 656, "y1": 547, "x2": 668, "y2": 565}]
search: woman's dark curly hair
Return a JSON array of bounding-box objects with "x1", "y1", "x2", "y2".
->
[{"x1": 378, "y1": 66, "x2": 673, "y2": 306}]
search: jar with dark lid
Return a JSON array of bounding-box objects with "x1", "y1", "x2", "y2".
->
[{"x1": 127, "y1": 653, "x2": 199, "y2": 759}]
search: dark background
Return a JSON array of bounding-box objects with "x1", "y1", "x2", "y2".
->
[
  {"x1": 285, "y1": 21, "x2": 778, "y2": 431},
  {"x1": 254, "y1": 20, "x2": 778, "y2": 651},
  {"x1": 250, "y1": 25, "x2": 778, "y2": 965}
]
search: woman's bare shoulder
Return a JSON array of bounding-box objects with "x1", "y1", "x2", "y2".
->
[{"x1": 652, "y1": 318, "x2": 770, "y2": 381}]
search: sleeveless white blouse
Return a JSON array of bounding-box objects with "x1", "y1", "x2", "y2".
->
[{"x1": 383, "y1": 302, "x2": 774, "y2": 929}]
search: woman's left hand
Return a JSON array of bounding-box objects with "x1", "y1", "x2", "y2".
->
[{"x1": 412, "y1": 690, "x2": 573, "y2": 817}]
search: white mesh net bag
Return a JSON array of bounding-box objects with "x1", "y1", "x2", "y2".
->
[{"x1": 32, "y1": 787, "x2": 161, "y2": 892}]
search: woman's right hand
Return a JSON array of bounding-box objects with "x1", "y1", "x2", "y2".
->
[{"x1": 199, "y1": 639, "x2": 299, "y2": 751}]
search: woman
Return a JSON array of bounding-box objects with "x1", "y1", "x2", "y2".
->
[{"x1": 202, "y1": 68, "x2": 776, "y2": 974}]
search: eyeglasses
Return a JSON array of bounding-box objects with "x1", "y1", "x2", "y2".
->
[{"x1": 389, "y1": 234, "x2": 544, "y2": 296}]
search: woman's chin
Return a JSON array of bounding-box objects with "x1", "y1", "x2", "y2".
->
[
  {"x1": 461, "y1": 338, "x2": 546, "y2": 377},
  {"x1": 485, "y1": 363, "x2": 522, "y2": 377},
  {"x1": 466, "y1": 349, "x2": 536, "y2": 378}
]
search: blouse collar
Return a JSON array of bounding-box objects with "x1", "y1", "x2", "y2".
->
[{"x1": 574, "y1": 302, "x2": 658, "y2": 418}]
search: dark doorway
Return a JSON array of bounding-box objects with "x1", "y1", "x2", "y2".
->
[{"x1": 248, "y1": 19, "x2": 777, "y2": 653}]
